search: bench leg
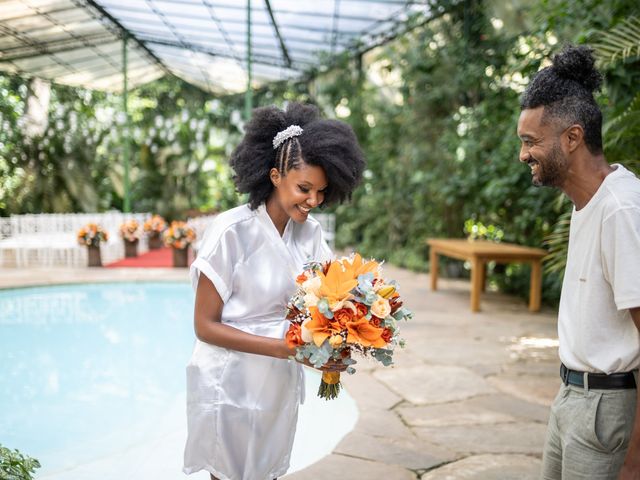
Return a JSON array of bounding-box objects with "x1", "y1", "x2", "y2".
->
[
  {"x1": 470, "y1": 257, "x2": 483, "y2": 312},
  {"x1": 529, "y1": 260, "x2": 542, "y2": 312},
  {"x1": 430, "y1": 248, "x2": 439, "y2": 291}
]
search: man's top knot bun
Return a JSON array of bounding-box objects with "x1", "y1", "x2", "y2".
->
[{"x1": 552, "y1": 45, "x2": 602, "y2": 93}]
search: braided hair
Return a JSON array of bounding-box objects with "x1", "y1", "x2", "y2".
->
[
  {"x1": 230, "y1": 102, "x2": 366, "y2": 209},
  {"x1": 520, "y1": 45, "x2": 604, "y2": 154}
]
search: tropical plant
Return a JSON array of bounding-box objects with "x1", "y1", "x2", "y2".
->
[
  {"x1": 593, "y1": 17, "x2": 640, "y2": 66},
  {"x1": 0, "y1": 444, "x2": 41, "y2": 480}
]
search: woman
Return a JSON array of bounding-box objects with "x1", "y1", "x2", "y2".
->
[{"x1": 183, "y1": 102, "x2": 366, "y2": 480}]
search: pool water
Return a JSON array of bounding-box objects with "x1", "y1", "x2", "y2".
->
[{"x1": 0, "y1": 282, "x2": 357, "y2": 479}]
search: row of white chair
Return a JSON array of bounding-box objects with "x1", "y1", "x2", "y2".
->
[
  {"x1": 0, "y1": 212, "x2": 150, "y2": 268},
  {"x1": 0, "y1": 211, "x2": 336, "y2": 268}
]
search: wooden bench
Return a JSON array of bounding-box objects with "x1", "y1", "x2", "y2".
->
[{"x1": 427, "y1": 238, "x2": 547, "y2": 312}]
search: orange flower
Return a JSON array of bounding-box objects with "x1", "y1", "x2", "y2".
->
[
  {"x1": 346, "y1": 318, "x2": 386, "y2": 348},
  {"x1": 285, "y1": 323, "x2": 305, "y2": 348},
  {"x1": 381, "y1": 328, "x2": 393, "y2": 343},
  {"x1": 355, "y1": 302, "x2": 368, "y2": 319},
  {"x1": 334, "y1": 308, "x2": 355, "y2": 328},
  {"x1": 343, "y1": 253, "x2": 379, "y2": 278},
  {"x1": 305, "y1": 306, "x2": 339, "y2": 347},
  {"x1": 318, "y1": 261, "x2": 358, "y2": 307},
  {"x1": 296, "y1": 273, "x2": 308, "y2": 284}
]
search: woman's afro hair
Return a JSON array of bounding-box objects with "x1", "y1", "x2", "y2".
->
[
  {"x1": 520, "y1": 45, "x2": 604, "y2": 153},
  {"x1": 230, "y1": 102, "x2": 366, "y2": 209}
]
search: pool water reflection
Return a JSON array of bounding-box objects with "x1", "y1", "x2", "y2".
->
[{"x1": 0, "y1": 282, "x2": 357, "y2": 479}]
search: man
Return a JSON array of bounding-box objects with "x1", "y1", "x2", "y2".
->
[{"x1": 517, "y1": 45, "x2": 640, "y2": 479}]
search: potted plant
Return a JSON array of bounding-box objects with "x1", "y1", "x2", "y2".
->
[
  {"x1": 143, "y1": 214, "x2": 167, "y2": 250},
  {"x1": 119, "y1": 219, "x2": 142, "y2": 258},
  {"x1": 163, "y1": 221, "x2": 196, "y2": 268},
  {"x1": 77, "y1": 223, "x2": 109, "y2": 267}
]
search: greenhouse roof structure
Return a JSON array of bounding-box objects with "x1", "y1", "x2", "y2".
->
[{"x1": 0, "y1": 0, "x2": 432, "y2": 94}]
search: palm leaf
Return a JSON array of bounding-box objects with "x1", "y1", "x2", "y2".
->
[
  {"x1": 592, "y1": 17, "x2": 640, "y2": 66},
  {"x1": 543, "y1": 209, "x2": 571, "y2": 275},
  {"x1": 603, "y1": 91, "x2": 640, "y2": 149}
]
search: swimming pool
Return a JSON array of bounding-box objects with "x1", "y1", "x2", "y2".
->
[{"x1": 0, "y1": 282, "x2": 358, "y2": 479}]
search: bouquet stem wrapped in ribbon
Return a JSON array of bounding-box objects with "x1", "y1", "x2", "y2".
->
[
  {"x1": 319, "y1": 371, "x2": 341, "y2": 400},
  {"x1": 285, "y1": 253, "x2": 412, "y2": 400}
]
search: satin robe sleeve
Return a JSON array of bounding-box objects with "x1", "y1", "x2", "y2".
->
[{"x1": 190, "y1": 222, "x2": 242, "y2": 303}]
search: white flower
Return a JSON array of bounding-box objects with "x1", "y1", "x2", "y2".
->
[
  {"x1": 300, "y1": 318, "x2": 313, "y2": 343},
  {"x1": 303, "y1": 292, "x2": 319, "y2": 307},
  {"x1": 302, "y1": 276, "x2": 322, "y2": 296},
  {"x1": 371, "y1": 296, "x2": 391, "y2": 319}
]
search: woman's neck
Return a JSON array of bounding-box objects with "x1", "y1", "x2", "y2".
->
[{"x1": 265, "y1": 197, "x2": 289, "y2": 236}]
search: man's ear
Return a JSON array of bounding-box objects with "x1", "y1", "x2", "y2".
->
[
  {"x1": 565, "y1": 124, "x2": 585, "y2": 153},
  {"x1": 269, "y1": 168, "x2": 281, "y2": 187}
]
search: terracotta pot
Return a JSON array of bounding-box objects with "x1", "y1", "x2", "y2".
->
[
  {"x1": 148, "y1": 232, "x2": 163, "y2": 250},
  {"x1": 124, "y1": 239, "x2": 138, "y2": 258},
  {"x1": 87, "y1": 245, "x2": 102, "y2": 267},
  {"x1": 172, "y1": 247, "x2": 189, "y2": 268}
]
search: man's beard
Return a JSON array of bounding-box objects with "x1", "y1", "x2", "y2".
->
[{"x1": 532, "y1": 143, "x2": 567, "y2": 187}]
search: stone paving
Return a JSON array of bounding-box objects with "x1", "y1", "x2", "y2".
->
[
  {"x1": 286, "y1": 264, "x2": 560, "y2": 480},
  {"x1": 0, "y1": 263, "x2": 560, "y2": 480}
]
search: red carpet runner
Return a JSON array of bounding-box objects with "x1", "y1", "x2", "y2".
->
[{"x1": 105, "y1": 247, "x2": 193, "y2": 268}]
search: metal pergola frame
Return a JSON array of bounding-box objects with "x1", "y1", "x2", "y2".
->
[{"x1": 1, "y1": 0, "x2": 439, "y2": 211}]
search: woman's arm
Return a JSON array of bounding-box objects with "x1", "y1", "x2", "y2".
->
[
  {"x1": 194, "y1": 274, "x2": 293, "y2": 359},
  {"x1": 194, "y1": 275, "x2": 347, "y2": 372}
]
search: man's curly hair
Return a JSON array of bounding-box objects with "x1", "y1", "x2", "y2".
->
[
  {"x1": 230, "y1": 102, "x2": 366, "y2": 209},
  {"x1": 520, "y1": 45, "x2": 604, "y2": 154}
]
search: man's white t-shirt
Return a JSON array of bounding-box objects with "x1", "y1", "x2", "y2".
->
[{"x1": 559, "y1": 163, "x2": 640, "y2": 374}]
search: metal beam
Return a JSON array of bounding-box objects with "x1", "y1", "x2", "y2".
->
[
  {"x1": 0, "y1": 5, "x2": 79, "y2": 22},
  {"x1": 244, "y1": 0, "x2": 252, "y2": 120},
  {"x1": 15, "y1": 4, "x2": 123, "y2": 72},
  {"x1": 101, "y1": 1, "x2": 377, "y2": 23},
  {"x1": 202, "y1": 0, "x2": 242, "y2": 66},
  {"x1": 22, "y1": 52, "x2": 150, "y2": 77},
  {"x1": 79, "y1": 0, "x2": 171, "y2": 76},
  {"x1": 330, "y1": 0, "x2": 341, "y2": 54},
  {"x1": 0, "y1": 23, "x2": 80, "y2": 74},
  {"x1": 153, "y1": 0, "x2": 415, "y2": 7},
  {"x1": 142, "y1": 36, "x2": 313, "y2": 68},
  {"x1": 109, "y1": 12, "x2": 362, "y2": 36},
  {"x1": 122, "y1": 34, "x2": 131, "y2": 213},
  {"x1": 0, "y1": 33, "x2": 115, "y2": 62},
  {"x1": 263, "y1": 0, "x2": 291, "y2": 68},
  {"x1": 2, "y1": 16, "x2": 103, "y2": 36},
  {"x1": 142, "y1": 0, "x2": 212, "y2": 91}
]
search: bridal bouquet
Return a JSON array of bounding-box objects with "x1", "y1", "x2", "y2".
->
[{"x1": 285, "y1": 253, "x2": 412, "y2": 399}]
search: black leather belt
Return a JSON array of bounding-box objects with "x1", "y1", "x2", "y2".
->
[{"x1": 560, "y1": 363, "x2": 636, "y2": 390}]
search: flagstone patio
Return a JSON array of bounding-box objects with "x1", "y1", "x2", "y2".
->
[
  {"x1": 0, "y1": 263, "x2": 559, "y2": 479},
  {"x1": 286, "y1": 264, "x2": 559, "y2": 480}
]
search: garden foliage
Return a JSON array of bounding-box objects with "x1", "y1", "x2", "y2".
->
[{"x1": 1, "y1": 0, "x2": 638, "y2": 303}]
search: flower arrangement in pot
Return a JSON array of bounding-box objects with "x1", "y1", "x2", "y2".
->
[
  {"x1": 77, "y1": 223, "x2": 109, "y2": 267},
  {"x1": 163, "y1": 221, "x2": 196, "y2": 268},
  {"x1": 119, "y1": 219, "x2": 142, "y2": 258},
  {"x1": 143, "y1": 214, "x2": 167, "y2": 250}
]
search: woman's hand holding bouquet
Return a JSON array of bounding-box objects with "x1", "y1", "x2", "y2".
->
[{"x1": 285, "y1": 253, "x2": 412, "y2": 399}]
